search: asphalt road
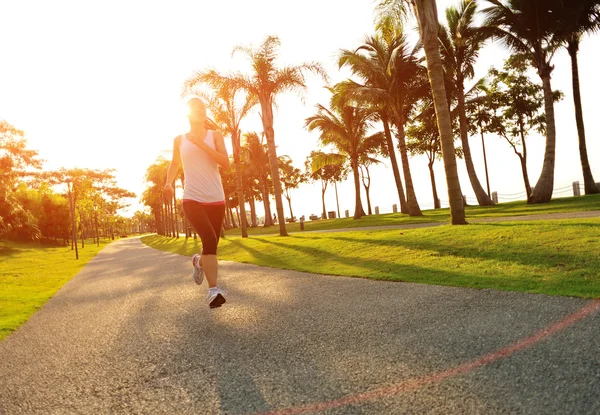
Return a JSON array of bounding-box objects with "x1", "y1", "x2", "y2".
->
[{"x1": 1, "y1": 237, "x2": 599, "y2": 414}]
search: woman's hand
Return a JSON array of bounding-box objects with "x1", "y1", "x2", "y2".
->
[
  {"x1": 190, "y1": 137, "x2": 209, "y2": 151},
  {"x1": 163, "y1": 183, "x2": 174, "y2": 197}
]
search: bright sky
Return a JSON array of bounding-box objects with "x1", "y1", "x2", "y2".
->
[{"x1": 1, "y1": 0, "x2": 599, "y2": 220}]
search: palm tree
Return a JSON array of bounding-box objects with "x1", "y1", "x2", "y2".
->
[
  {"x1": 305, "y1": 92, "x2": 380, "y2": 220},
  {"x1": 183, "y1": 77, "x2": 257, "y2": 237},
  {"x1": 202, "y1": 36, "x2": 326, "y2": 236},
  {"x1": 439, "y1": 0, "x2": 494, "y2": 206},
  {"x1": 406, "y1": 101, "x2": 443, "y2": 209},
  {"x1": 337, "y1": 22, "x2": 416, "y2": 215},
  {"x1": 483, "y1": 0, "x2": 564, "y2": 204},
  {"x1": 241, "y1": 132, "x2": 274, "y2": 227},
  {"x1": 553, "y1": 0, "x2": 600, "y2": 194},
  {"x1": 377, "y1": 0, "x2": 466, "y2": 224}
]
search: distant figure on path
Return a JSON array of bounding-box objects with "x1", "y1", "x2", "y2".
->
[{"x1": 164, "y1": 97, "x2": 230, "y2": 308}]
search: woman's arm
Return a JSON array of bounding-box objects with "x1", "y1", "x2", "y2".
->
[{"x1": 194, "y1": 131, "x2": 230, "y2": 169}]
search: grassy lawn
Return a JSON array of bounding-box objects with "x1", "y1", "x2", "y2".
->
[
  {"x1": 225, "y1": 194, "x2": 600, "y2": 236},
  {"x1": 144, "y1": 218, "x2": 600, "y2": 298},
  {"x1": 0, "y1": 238, "x2": 112, "y2": 341}
]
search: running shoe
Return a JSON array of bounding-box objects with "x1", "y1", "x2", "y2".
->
[
  {"x1": 207, "y1": 287, "x2": 226, "y2": 308},
  {"x1": 191, "y1": 254, "x2": 204, "y2": 285}
]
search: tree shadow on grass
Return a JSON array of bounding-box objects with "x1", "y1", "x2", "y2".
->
[
  {"x1": 0, "y1": 246, "x2": 21, "y2": 258},
  {"x1": 229, "y1": 238, "x2": 540, "y2": 292},
  {"x1": 324, "y1": 223, "x2": 600, "y2": 272},
  {"x1": 226, "y1": 233, "x2": 600, "y2": 297}
]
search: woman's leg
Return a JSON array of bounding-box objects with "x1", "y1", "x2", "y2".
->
[
  {"x1": 183, "y1": 202, "x2": 219, "y2": 288},
  {"x1": 200, "y1": 204, "x2": 226, "y2": 288}
]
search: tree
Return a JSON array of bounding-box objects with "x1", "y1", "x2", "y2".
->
[
  {"x1": 305, "y1": 91, "x2": 380, "y2": 220},
  {"x1": 553, "y1": 0, "x2": 600, "y2": 194},
  {"x1": 142, "y1": 157, "x2": 171, "y2": 235},
  {"x1": 376, "y1": 0, "x2": 466, "y2": 224},
  {"x1": 485, "y1": 58, "x2": 562, "y2": 198},
  {"x1": 465, "y1": 83, "x2": 494, "y2": 197},
  {"x1": 483, "y1": 0, "x2": 564, "y2": 203},
  {"x1": 406, "y1": 102, "x2": 443, "y2": 209},
  {"x1": 439, "y1": 0, "x2": 494, "y2": 206},
  {"x1": 241, "y1": 132, "x2": 274, "y2": 227},
  {"x1": 200, "y1": 36, "x2": 327, "y2": 236},
  {"x1": 0, "y1": 121, "x2": 43, "y2": 239},
  {"x1": 337, "y1": 20, "x2": 424, "y2": 215},
  {"x1": 184, "y1": 75, "x2": 258, "y2": 237},
  {"x1": 278, "y1": 157, "x2": 307, "y2": 221},
  {"x1": 305, "y1": 151, "x2": 348, "y2": 219},
  {"x1": 358, "y1": 156, "x2": 382, "y2": 215}
]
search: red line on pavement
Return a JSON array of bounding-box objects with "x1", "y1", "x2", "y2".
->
[{"x1": 252, "y1": 299, "x2": 600, "y2": 415}]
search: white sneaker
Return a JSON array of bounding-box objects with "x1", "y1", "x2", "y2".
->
[
  {"x1": 191, "y1": 254, "x2": 204, "y2": 285},
  {"x1": 207, "y1": 287, "x2": 226, "y2": 308}
]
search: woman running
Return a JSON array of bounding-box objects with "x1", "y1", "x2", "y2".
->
[{"x1": 164, "y1": 97, "x2": 230, "y2": 308}]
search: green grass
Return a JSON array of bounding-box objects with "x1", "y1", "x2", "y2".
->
[
  {"x1": 227, "y1": 194, "x2": 600, "y2": 236},
  {"x1": 145, "y1": 218, "x2": 600, "y2": 298},
  {"x1": 0, "y1": 238, "x2": 113, "y2": 341}
]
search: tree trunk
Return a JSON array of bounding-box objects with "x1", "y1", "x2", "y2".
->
[
  {"x1": 382, "y1": 111, "x2": 408, "y2": 214},
  {"x1": 428, "y1": 161, "x2": 440, "y2": 209},
  {"x1": 529, "y1": 68, "x2": 557, "y2": 203},
  {"x1": 286, "y1": 196, "x2": 294, "y2": 222},
  {"x1": 261, "y1": 179, "x2": 273, "y2": 227},
  {"x1": 233, "y1": 131, "x2": 249, "y2": 237},
  {"x1": 457, "y1": 81, "x2": 494, "y2": 205},
  {"x1": 249, "y1": 196, "x2": 258, "y2": 227},
  {"x1": 360, "y1": 165, "x2": 372, "y2": 215},
  {"x1": 517, "y1": 153, "x2": 532, "y2": 197},
  {"x1": 520, "y1": 123, "x2": 532, "y2": 200},
  {"x1": 568, "y1": 40, "x2": 598, "y2": 194},
  {"x1": 260, "y1": 99, "x2": 288, "y2": 236},
  {"x1": 173, "y1": 193, "x2": 179, "y2": 239},
  {"x1": 334, "y1": 181, "x2": 341, "y2": 219},
  {"x1": 479, "y1": 123, "x2": 491, "y2": 197},
  {"x1": 351, "y1": 159, "x2": 365, "y2": 219},
  {"x1": 321, "y1": 179, "x2": 327, "y2": 219},
  {"x1": 394, "y1": 118, "x2": 422, "y2": 216},
  {"x1": 414, "y1": 0, "x2": 466, "y2": 224}
]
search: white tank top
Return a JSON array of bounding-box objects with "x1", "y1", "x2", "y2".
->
[{"x1": 179, "y1": 131, "x2": 225, "y2": 204}]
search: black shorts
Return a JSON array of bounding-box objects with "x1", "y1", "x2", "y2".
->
[{"x1": 182, "y1": 201, "x2": 225, "y2": 255}]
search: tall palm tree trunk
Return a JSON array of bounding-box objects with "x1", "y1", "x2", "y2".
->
[
  {"x1": 261, "y1": 102, "x2": 288, "y2": 236},
  {"x1": 233, "y1": 134, "x2": 249, "y2": 237},
  {"x1": 249, "y1": 196, "x2": 258, "y2": 227},
  {"x1": 351, "y1": 159, "x2": 366, "y2": 219},
  {"x1": 382, "y1": 112, "x2": 408, "y2": 213},
  {"x1": 457, "y1": 85, "x2": 494, "y2": 206},
  {"x1": 568, "y1": 41, "x2": 598, "y2": 194},
  {"x1": 414, "y1": 0, "x2": 466, "y2": 224},
  {"x1": 428, "y1": 161, "x2": 440, "y2": 209},
  {"x1": 261, "y1": 179, "x2": 273, "y2": 227},
  {"x1": 529, "y1": 69, "x2": 557, "y2": 204},
  {"x1": 394, "y1": 118, "x2": 422, "y2": 216}
]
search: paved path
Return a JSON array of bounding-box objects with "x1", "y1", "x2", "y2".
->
[{"x1": 1, "y1": 237, "x2": 599, "y2": 414}]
